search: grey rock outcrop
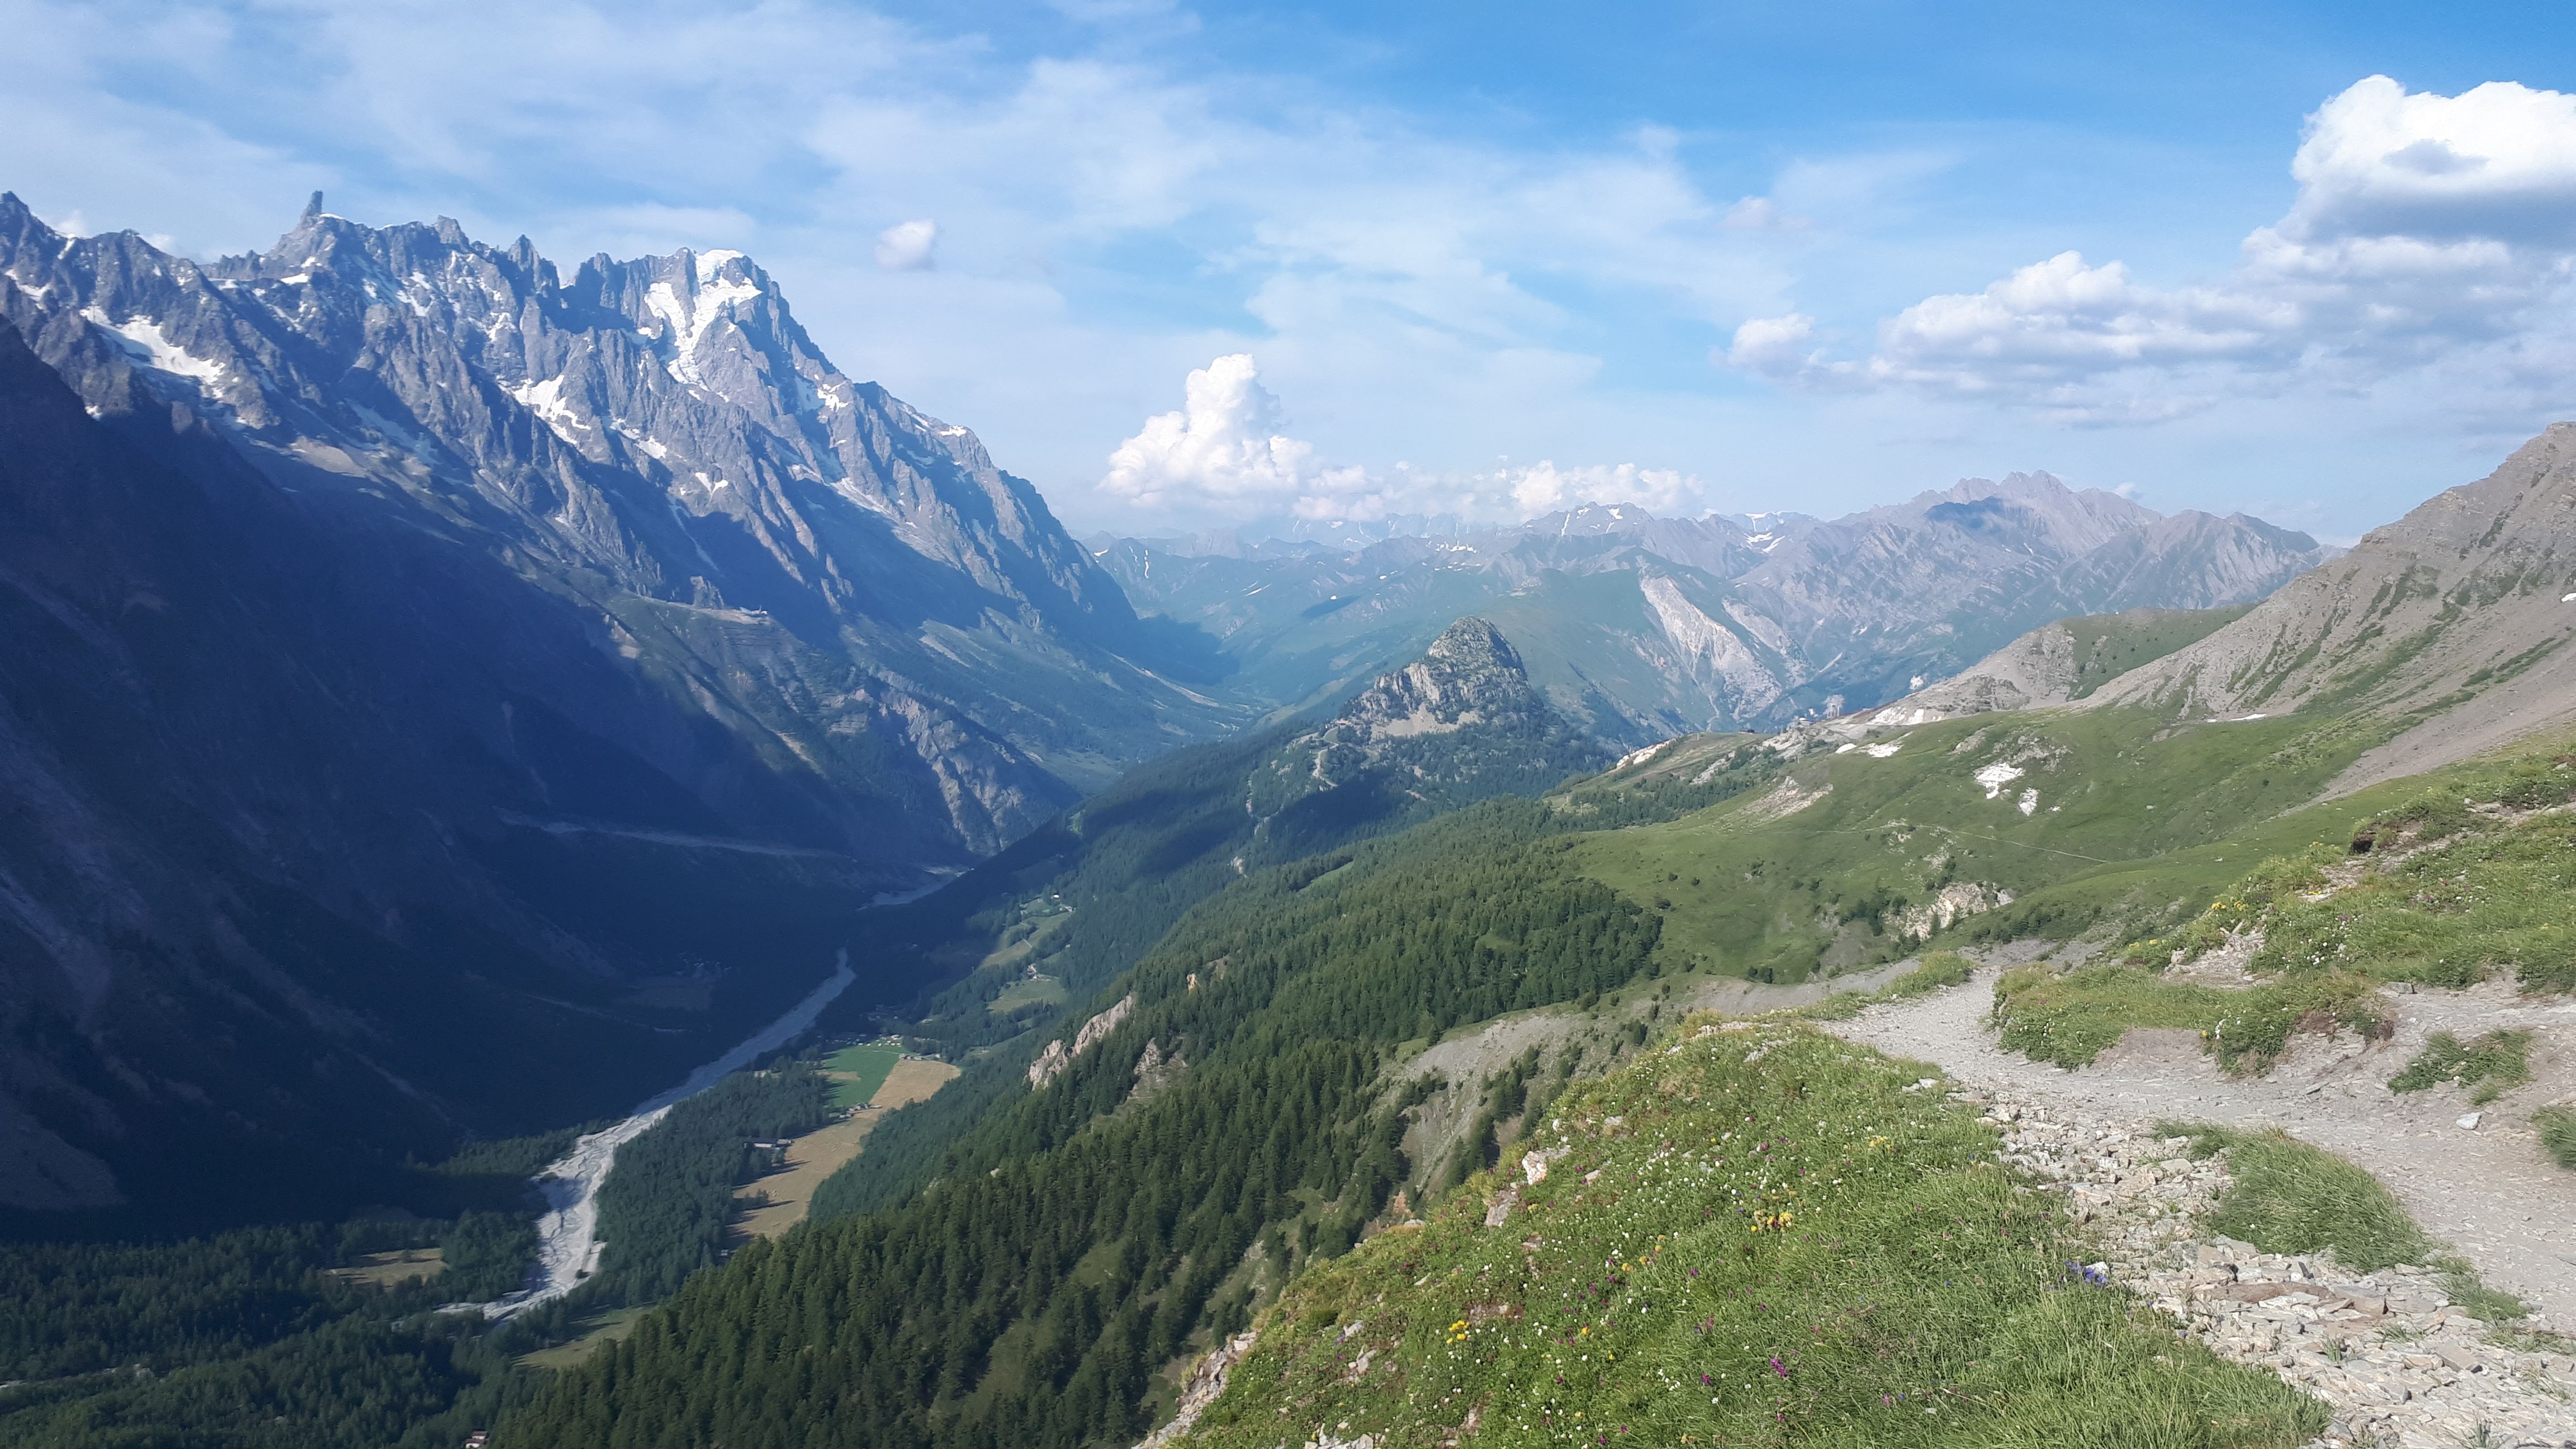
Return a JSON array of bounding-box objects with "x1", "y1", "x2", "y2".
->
[{"x1": 1254, "y1": 618, "x2": 1611, "y2": 824}]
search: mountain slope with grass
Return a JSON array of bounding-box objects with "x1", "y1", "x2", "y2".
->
[
  {"x1": 2090, "y1": 424, "x2": 2576, "y2": 787},
  {"x1": 1180, "y1": 1019, "x2": 2323, "y2": 1448}
]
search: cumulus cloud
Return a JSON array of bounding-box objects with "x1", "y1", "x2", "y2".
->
[
  {"x1": 1100, "y1": 354, "x2": 1319, "y2": 507},
  {"x1": 1101, "y1": 356, "x2": 1703, "y2": 524},
  {"x1": 872, "y1": 218, "x2": 939, "y2": 270},
  {"x1": 1727, "y1": 75, "x2": 2576, "y2": 416},
  {"x1": 2285, "y1": 76, "x2": 2576, "y2": 245},
  {"x1": 1725, "y1": 311, "x2": 1824, "y2": 375},
  {"x1": 1499, "y1": 461, "x2": 1701, "y2": 515}
]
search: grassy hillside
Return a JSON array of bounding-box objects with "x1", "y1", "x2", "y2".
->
[
  {"x1": 496, "y1": 703, "x2": 2553, "y2": 1448},
  {"x1": 1572, "y1": 706, "x2": 2386, "y2": 982},
  {"x1": 1186, "y1": 1019, "x2": 2319, "y2": 1448},
  {"x1": 2061, "y1": 605, "x2": 2254, "y2": 699}
]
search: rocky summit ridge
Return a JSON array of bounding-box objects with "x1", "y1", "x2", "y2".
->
[
  {"x1": 0, "y1": 191, "x2": 1238, "y2": 860},
  {"x1": 1163, "y1": 617, "x2": 1621, "y2": 867}
]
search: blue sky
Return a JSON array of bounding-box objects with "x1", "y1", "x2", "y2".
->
[{"x1": 7, "y1": 1, "x2": 2575, "y2": 540}]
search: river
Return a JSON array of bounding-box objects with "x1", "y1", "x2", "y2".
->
[{"x1": 477, "y1": 951, "x2": 856, "y2": 1317}]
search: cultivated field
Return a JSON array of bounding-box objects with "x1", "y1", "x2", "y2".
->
[
  {"x1": 821, "y1": 1041, "x2": 902, "y2": 1110},
  {"x1": 732, "y1": 1057, "x2": 962, "y2": 1240}
]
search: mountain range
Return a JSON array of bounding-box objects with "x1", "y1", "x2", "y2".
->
[
  {"x1": 0, "y1": 193, "x2": 1248, "y2": 1220},
  {"x1": 1867, "y1": 423, "x2": 2576, "y2": 795},
  {"x1": 7, "y1": 190, "x2": 2576, "y2": 1449},
  {"x1": 1097, "y1": 474, "x2": 2336, "y2": 744},
  {"x1": 0, "y1": 191, "x2": 2361, "y2": 1223}
]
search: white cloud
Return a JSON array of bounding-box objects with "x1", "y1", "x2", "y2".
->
[
  {"x1": 1725, "y1": 311, "x2": 1824, "y2": 375},
  {"x1": 1100, "y1": 354, "x2": 1316, "y2": 507},
  {"x1": 872, "y1": 218, "x2": 939, "y2": 271},
  {"x1": 1500, "y1": 461, "x2": 1701, "y2": 516},
  {"x1": 2284, "y1": 76, "x2": 2576, "y2": 246},
  {"x1": 1100, "y1": 355, "x2": 1704, "y2": 524},
  {"x1": 1728, "y1": 76, "x2": 2576, "y2": 417}
]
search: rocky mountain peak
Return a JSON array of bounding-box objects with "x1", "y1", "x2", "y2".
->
[
  {"x1": 1329, "y1": 617, "x2": 1538, "y2": 745},
  {"x1": 1247, "y1": 616, "x2": 1610, "y2": 834}
]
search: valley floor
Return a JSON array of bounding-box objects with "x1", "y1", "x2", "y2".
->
[{"x1": 1823, "y1": 959, "x2": 2576, "y2": 1445}]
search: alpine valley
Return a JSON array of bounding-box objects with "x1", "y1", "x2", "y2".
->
[{"x1": 4, "y1": 196, "x2": 2574, "y2": 1449}]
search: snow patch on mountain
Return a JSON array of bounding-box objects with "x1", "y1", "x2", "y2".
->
[
  {"x1": 82, "y1": 309, "x2": 226, "y2": 393},
  {"x1": 509, "y1": 375, "x2": 590, "y2": 442}
]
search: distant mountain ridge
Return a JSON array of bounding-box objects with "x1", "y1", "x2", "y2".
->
[
  {"x1": 1832, "y1": 423, "x2": 2576, "y2": 789},
  {"x1": 1098, "y1": 472, "x2": 2338, "y2": 744},
  {"x1": 2094, "y1": 423, "x2": 2576, "y2": 790}
]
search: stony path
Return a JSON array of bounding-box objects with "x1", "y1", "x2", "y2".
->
[
  {"x1": 1962, "y1": 1078, "x2": 2576, "y2": 1448},
  {"x1": 1825, "y1": 971, "x2": 2576, "y2": 1446},
  {"x1": 1827, "y1": 970, "x2": 2576, "y2": 1325}
]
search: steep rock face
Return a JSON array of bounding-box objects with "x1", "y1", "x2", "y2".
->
[
  {"x1": 2090, "y1": 424, "x2": 2576, "y2": 785},
  {"x1": 0, "y1": 315, "x2": 922, "y2": 1220},
  {"x1": 1102, "y1": 477, "x2": 2336, "y2": 745},
  {"x1": 0, "y1": 193, "x2": 1240, "y2": 861}
]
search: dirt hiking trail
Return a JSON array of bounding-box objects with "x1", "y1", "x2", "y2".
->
[{"x1": 1825, "y1": 965, "x2": 2576, "y2": 1326}]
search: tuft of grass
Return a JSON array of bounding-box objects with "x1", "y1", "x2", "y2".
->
[
  {"x1": 2444, "y1": 1273, "x2": 2531, "y2": 1326},
  {"x1": 1991, "y1": 965, "x2": 2388, "y2": 1072},
  {"x1": 2161, "y1": 1124, "x2": 2430, "y2": 1272},
  {"x1": 1188, "y1": 1025, "x2": 2325, "y2": 1448},
  {"x1": 2535, "y1": 1105, "x2": 2576, "y2": 1172},
  {"x1": 2386, "y1": 1030, "x2": 2533, "y2": 1105},
  {"x1": 1888, "y1": 949, "x2": 1973, "y2": 998}
]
